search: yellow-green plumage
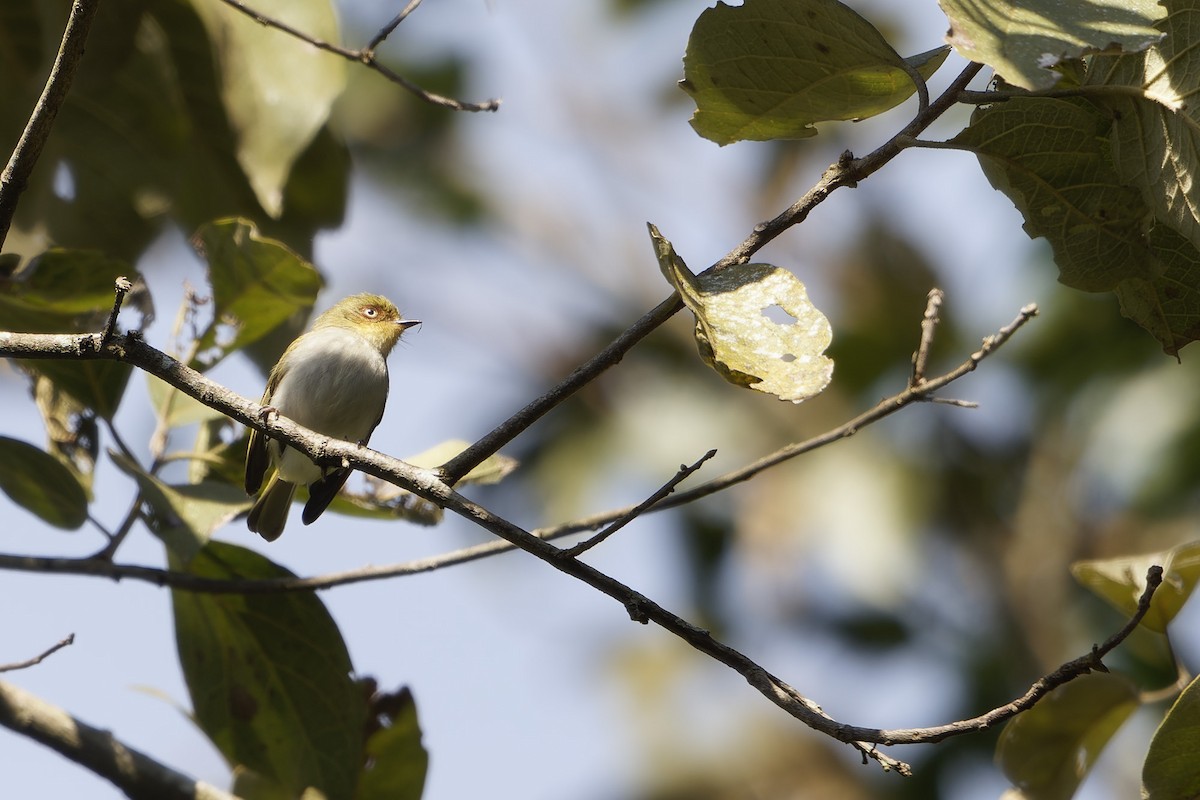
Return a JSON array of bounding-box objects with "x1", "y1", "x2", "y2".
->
[{"x1": 245, "y1": 293, "x2": 419, "y2": 541}]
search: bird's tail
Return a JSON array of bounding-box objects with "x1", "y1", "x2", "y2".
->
[{"x1": 247, "y1": 474, "x2": 296, "y2": 542}]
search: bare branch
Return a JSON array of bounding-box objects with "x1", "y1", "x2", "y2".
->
[
  {"x1": 0, "y1": 0, "x2": 101, "y2": 249},
  {"x1": 214, "y1": 0, "x2": 500, "y2": 112},
  {"x1": 440, "y1": 61, "x2": 986, "y2": 483},
  {"x1": 365, "y1": 0, "x2": 423, "y2": 53},
  {"x1": 0, "y1": 634, "x2": 75, "y2": 673},
  {"x1": 910, "y1": 288, "x2": 943, "y2": 386},
  {"x1": 0, "y1": 679, "x2": 240, "y2": 800},
  {"x1": 0, "y1": 297, "x2": 1040, "y2": 595},
  {"x1": 0, "y1": 296, "x2": 1050, "y2": 772},
  {"x1": 100, "y1": 277, "x2": 132, "y2": 345},
  {"x1": 562, "y1": 449, "x2": 717, "y2": 558}
]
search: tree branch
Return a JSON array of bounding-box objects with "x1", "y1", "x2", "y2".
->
[
  {"x1": 0, "y1": 292, "x2": 1051, "y2": 773},
  {"x1": 0, "y1": 0, "x2": 101, "y2": 250},
  {"x1": 439, "y1": 61, "x2": 986, "y2": 483},
  {"x1": 0, "y1": 679, "x2": 240, "y2": 800},
  {"x1": 214, "y1": 0, "x2": 500, "y2": 112},
  {"x1": 0, "y1": 634, "x2": 75, "y2": 673}
]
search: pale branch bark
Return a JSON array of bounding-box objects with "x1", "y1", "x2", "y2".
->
[
  {"x1": 910, "y1": 288, "x2": 943, "y2": 386},
  {"x1": 0, "y1": 294, "x2": 1125, "y2": 773},
  {"x1": 213, "y1": 0, "x2": 500, "y2": 112},
  {"x1": 0, "y1": 293, "x2": 1034, "y2": 594},
  {"x1": 0, "y1": 634, "x2": 75, "y2": 673},
  {"x1": 0, "y1": 0, "x2": 101, "y2": 250},
  {"x1": 439, "y1": 61, "x2": 986, "y2": 484},
  {"x1": 0, "y1": 680, "x2": 240, "y2": 800}
]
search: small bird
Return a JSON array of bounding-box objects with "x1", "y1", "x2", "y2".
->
[{"x1": 244, "y1": 293, "x2": 420, "y2": 541}]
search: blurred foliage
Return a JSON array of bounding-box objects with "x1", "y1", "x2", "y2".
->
[{"x1": 2, "y1": 1, "x2": 1200, "y2": 799}]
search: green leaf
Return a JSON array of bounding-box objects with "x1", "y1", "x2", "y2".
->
[
  {"x1": 680, "y1": 0, "x2": 948, "y2": 145},
  {"x1": 997, "y1": 673, "x2": 1140, "y2": 800},
  {"x1": 406, "y1": 439, "x2": 517, "y2": 486},
  {"x1": 0, "y1": 250, "x2": 140, "y2": 417},
  {"x1": 938, "y1": 0, "x2": 1165, "y2": 90},
  {"x1": 110, "y1": 450, "x2": 247, "y2": 561},
  {"x1": 187, "y1": 0, "x2": 346, "y2": 217},
  {"x1": 1112, "y1": 225, "x2": 1200, "y2": 356},
  {"x1": 190, "y1": 218, "x2": 323, "y2": 369},
  {"x1": 651, "y1": 224, "x2": 833, "y2": 402},
  {"x1": 0, "y1": 436, "x2": 88, "y2": 530},
  {"x1": 356, "y1": 688, "x2": 427, "y2": 800},
  {"x1": 1144, "y1": 675, "x2": 1200, "y2": 800},
  {"x1": 1071, "y1": 540, "x2": 1200, "y2": 633},
  {"x1": 950, "y1": 97, "x2": 1152, "y2": 293},
  {"x1": 147, "y1": 374, "x2": 226, "y2": 428},
  {"x1": 172, "y1": 542, "x2": 366, "y2": 800}
]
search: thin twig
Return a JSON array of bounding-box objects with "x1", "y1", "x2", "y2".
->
[
  {"x1": 0, "y1": 298, "x2": 1039, "y2": 592},
  {"x1": 0, "y1": 634, "x2": 75, "y2": 673},
  {"x1": 101, "y1": 277, "x2": 132, "y2": 344},
  {"x1": 365, "y1": 0, "x2": 423, "y2": 53},
  {"x1": 910, "y1": 288, "x2": 943, "y2": 386},
  {"x1": 440, "y1": 61, "x2": 986, "y2": 483},
  {"x1": 214, "y1": 0, "x2": 500, "y2": 112},
  {"x1": 898, "y1": 56, "x2": 931, "y2": 118},
  {"x1": 0, "y1": 0, "x2": 101, "y2": 249},
  {"x1": 562, "y1": 449, "x2": 717, "y2": 558}
]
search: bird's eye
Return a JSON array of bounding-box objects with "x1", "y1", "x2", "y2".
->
[{"x1": 362, "y1": 306, "x2": 378, "y2": 318}]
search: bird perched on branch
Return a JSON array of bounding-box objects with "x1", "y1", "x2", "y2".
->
[{"x1": 244, "y1": 293, "x2": 420, "y2": 541}]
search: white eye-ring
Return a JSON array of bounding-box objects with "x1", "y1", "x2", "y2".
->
[{"x1": 362, "y1": 306, "x2": 378, "y2": 318}]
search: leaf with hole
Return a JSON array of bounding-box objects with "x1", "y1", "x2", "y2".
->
[{"x1": 651, "y1": 224, "x2": 833, "y2": 403}]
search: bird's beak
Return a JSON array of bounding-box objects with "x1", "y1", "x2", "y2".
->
[{"x1": 398, "y1": 319, "x2": 422, "y2": 331}]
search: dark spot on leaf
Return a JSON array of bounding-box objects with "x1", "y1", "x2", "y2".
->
[
  {"x1": 229, "y1": 684, "x2": 258, "y2": 722},
  {"x1": 815, "y1": 42, "x2": 830, "y2": 55}
]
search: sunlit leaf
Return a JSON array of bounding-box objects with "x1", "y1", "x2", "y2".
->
[
  {"x1": 997, "y1": 673, "x2": 1140, "y2": 800},
  {"x1": 938, "y1": 0, "x2": 1165, "y2": 90},
  {"x1": 651, "y1": 224, "x2": 833, "y2": 402},
  {"x1": 1144, "y1": 675, "x2": 1200, "y2": 800},
  {"x1": 1071, "y1": 540, "x2": 1200, "y2": 632},
  {"x1": 172, "y1": 542, "x2": 366, "y2": 800},
  {"x1": 190, "y1": 218, "x2": 323, "y2": 369},
  {"x1": 188, "y1": 0, "x2": 346, "y2": 217},
  {"x1": 0, "y1": 436, "x2": 88, "y2": 530},
  {"x1": 681, "y1": 0, "x2": 948, "y2": 144}
]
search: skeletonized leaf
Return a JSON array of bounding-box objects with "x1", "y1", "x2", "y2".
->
[
  {"x1": 938, "y1": 0, "x2": 1165, "y2": 90},
  {"x1": 1071, "y1": 539, "x2": 1200, "y2": 633},
  {"x1": 651, "y1": 224, "x2": 833, "y2": 403},
  {"x1": 682, "y1": 0, "x2": 948, "y2": 144}
]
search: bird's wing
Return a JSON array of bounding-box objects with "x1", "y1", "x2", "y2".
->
[{"x1": 244, "y1": 382, "x2": 278, "y2": 495}]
